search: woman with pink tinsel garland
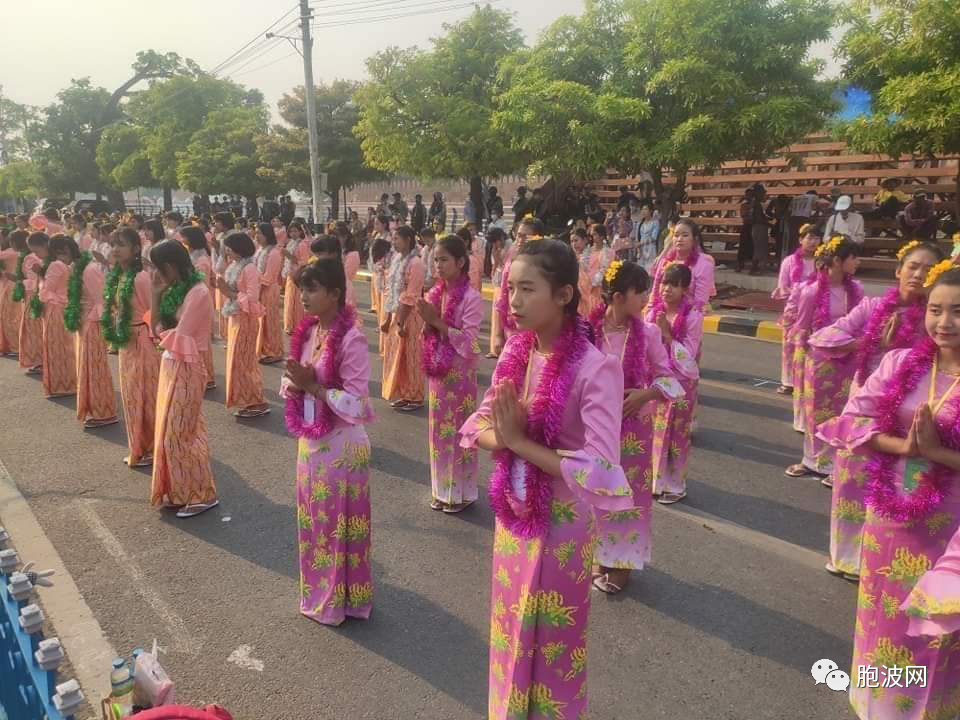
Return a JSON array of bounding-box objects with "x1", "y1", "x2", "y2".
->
[
  {"x1": 417, "y1": 234, "x2": 484, "y2": 513},
  {"x1": 281, "y1": 258, "x2": 375, "y2": 627},
  {"x1": 461, "y1": 238, "x2": 631, "y2": 720},
  {"x1": 784, "y1": 234, "x2": 863, "y2": 479},
  {"x1": 817, "y1": 262, "x2": 960, "y2": 720},
  {"x1": 814, "y1": 241, "x2": 943, "y2": 581}
]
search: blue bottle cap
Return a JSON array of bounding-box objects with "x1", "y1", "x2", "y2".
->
[{"x1": 112, "y1": 658, "x2": 125, "y2": 669}]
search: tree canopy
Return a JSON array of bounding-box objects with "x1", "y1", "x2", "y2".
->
[
  {"x1": 495, "y1": 0, "x2": 837, "y2": 203},
  {"x1": 836, "y1": 0, "x2": 960, "y2": 159},
  {"x1": 354, "y1": 4, "x2": 525, "y2": 181}
]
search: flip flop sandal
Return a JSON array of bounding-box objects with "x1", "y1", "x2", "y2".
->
[
  {"x1": 592, "y1": 574, "x2": 624, "y2": 595},
  {"x1": 84, "y1": 417, "x2": 119, "y2": 429},
  {"x1": 843, "y1": 573, "x2": 861, "y2": 584},
  {"x1": 398, "y1": 403, "x2": 423, "y2": 412},
  {"x1": 205, "y1": 382, "x2": 217, "y2": 391},
  {"x1": 442, "y1": 500, "x2": 474, "y2": 514},
  {"x1": 389, "y1": 400, "x2": 409, "y2": 409},
  {"x1": 235, "y1": 407, "x2": 271, "y2": 418},
  {"x1": 176, "y1": 500, "x2": 220, "y2": 518},
  {"x1": 784, "y1": 464, "x2": 820, "y2": 478},
  {"x1": 821, "y1": 477, "x2": 834, "y2": 488},
  {"x1": 430, "y1": 499, "x2": 445, "y2": 511},
  {"x1": 25, "y1": 366, "x2": 42, "y2": 375},
  {"x1": 485, "y1": 353, "x2": 498, "y2": 359},
  {"x1": 657, "y1": 492, "x2": 687, "y2": 505},
  {"x1": 776, "y1": 385, "x2": 793, "y2": 395},
  {"x1": 824, "y1": 561, "x2": 844, "y2": 577},
  {"x1": 129, "y1": 456, "x2": 153, "y2": 468}
]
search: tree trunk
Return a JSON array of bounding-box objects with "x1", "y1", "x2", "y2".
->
[
  {"x1": 329, "y1": 185, "x2": 340, "y2": 221},
  {"x1": 106, "y1": 188, "x2": 125, "y2": 211},
  {"x1": 162, "y1": 187, "x2": 173, "y2": 212},
  {"x1": 469, "y1": 175, "x2": 485, "y2": 225}
]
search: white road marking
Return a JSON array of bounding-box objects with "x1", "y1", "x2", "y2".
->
[
  {"x1": 228, "y1": 644, "x2": 264, "y2": 672},
  {"x1": 76, "y1": 500, "x2": 202, "y2": 655},
  {"x1": 660, "y1": 503, "x2": 828, "y2": 572},
  {"x1": 700, "y1": 378, "x2": 792, "y2": 404}
]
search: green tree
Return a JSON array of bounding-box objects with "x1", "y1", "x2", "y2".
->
[
  {"x1": 0, "y1": 160, "x2": 42, "y2": 211},
  {"x1": 258, "y1": 80, "x2": 383, "y2": 218},
  {"x1": 0, "y1": 97, "x2": 38, "y2": 163},
  {"x1": 836, "y1": 0, "x2": 960, "y2": 209},
  {"x1": 96, "y1": 125, "x2": 156, "y2": 191},
  {"x1": 177, "y1": 106, "x2": 278, "y2": 202},
  {"x1": 494, "y1": 0, "x2": 836, "y2": 216},
  {"x1": 123, "y1": 74, "x2": 261, "y2": 209},
  {"x1": 354, "y1": 4, "x2": 525, "y2": 215}
]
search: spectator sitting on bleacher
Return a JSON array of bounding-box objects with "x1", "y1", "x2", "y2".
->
[
  {"x1": 866, "y1": 177, "x2": 910, "y2": 219},
  {"x1": 898, "y1": 189, "x2": 939, "y2": 240},
  {"x1": 824, "y1": 195, "x2": 865, "y2": 245}
]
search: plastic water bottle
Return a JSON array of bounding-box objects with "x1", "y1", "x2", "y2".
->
[
  {"x1": 130, "y1": 648, "x2": 144, "y2": 678},
  {"x1": 110, "y1": 657, "x2": 134, "y2": 718}
]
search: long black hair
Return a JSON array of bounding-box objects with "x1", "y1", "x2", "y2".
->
[
  {"x1": 257, "y1": 222, "x2": 278, "y2": 246},
  {"x1": 662, "y1": 262, "x2": 693, "y2": 289},
  {"x1": 334, "y1": 221, "x2": 356, "y2": 254},
  {"x1": 485, "y1": 227, "x2": 507, "y2": 277},
  {"x1": 114, "y1": 227, "x2": 144, "y2": 272},
  {"x1": 816, "y1": 234, "x2": 862, "y2": 271},
  {"x1": 179, "y1": 226, "x2": 210, "y2": 255},
  {"x1": 310, "y1": 234, "x2": 342, "y2": 259},
  {"x1": 150, "y1": 239, "x2": 195, "y2": 282},
  {"x1": 296, "y1": 257, "x2": 346, "y2": 307},
  {"x1": 49, "y1": 234, "x2": 80, "y2": 263},
  {"x1": 9, "y1": 229, "x2": 28, "y2": 252},
  {"x1": 143, "y1": 219, "x2": 165, "y2": 243},
  {"x1": 517, "y1": 238, "x2": 580, "y2": 316},
  {"x1": 601, "y1": 260, "x2": 650, "y2": 305},
  {"x1": 224, "y1": 230, "x2": 256, "y2": 259},
  {"x1": 436, "y1": 234, "x2": 470, "y2": 277},
  {"x1": 899, "y1": 241, "x2": 944, "y2": 267}
]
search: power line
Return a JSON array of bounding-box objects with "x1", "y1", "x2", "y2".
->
[
  {"x1": 209, "y1": 4, "x2": 299, "y2": 75},
  {"x1": 311, "y1": 1, "x2": 493, "y2": 30},
  {"x1": 220, "y1": 38, "x2": 288, "y2": 77},
  {"x1": 231, "y1": 51, "x2": 301, "y2": 79},
  {"x1": 309, "y1": 0, "x2": 468, "y2": 17},
  {"x1": 213, "y1": 18, "x2": 300, "y2": 77}
]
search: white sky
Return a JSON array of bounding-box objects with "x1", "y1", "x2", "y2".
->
[{"x1": 1, "y1": 0, "x2": 840, "y2": 114}]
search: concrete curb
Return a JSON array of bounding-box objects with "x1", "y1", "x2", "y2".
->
[{"x1": 703, "y1": 315, "x2": 782, "y2": 343}]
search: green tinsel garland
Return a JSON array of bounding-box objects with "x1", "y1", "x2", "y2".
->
[
  {"x1": 63, "y1": 252, "x2": 93, "y2": 332},
  {"x1": 11, "y1": 250, "x2": 28, "y2": 302},
  {"x1": 101, "y1": 265, "x2": 137, "y2": 349},
  {"x1": 157, "y1": 269, "x2": 204, "y2": 330},
  {"x1": 28, "y1": 257, "x2": 52, "y2": 319}
]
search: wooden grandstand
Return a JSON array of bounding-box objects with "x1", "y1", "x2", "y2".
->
[{"x1": 584, "y1": 135, "x2": 959, "y2": 272}]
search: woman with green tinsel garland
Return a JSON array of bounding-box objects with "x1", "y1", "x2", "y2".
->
[
  {"x1": 37, "y1": 234, "x2": 77, "y2": 398},
  {"x1": 66, "y1": 240, "x2": 119, "y2": 429},
  {"x1": 17, "y1": 232, "x2": 46, "y2": 374},
  {"x1": 148, "y1": 240, "x2": 218, "y2": 518},
  {"x1": 104, "y1": 228, "x2": 160, "y2": 468},
  {"x1": 0, "y1": 229, "x2": 28, "y2": 357}
]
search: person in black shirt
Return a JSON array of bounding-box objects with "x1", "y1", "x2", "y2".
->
[
  {"x1": 486, "y1": 186, "x2": 504, "y2": 221},
  {"x1": 410, "y1": 194, "x2": 427, "y2": 232},
  {"x1": 616, "y1": 187, "x2": 639, "y2": 210},
  {"x1": 428, "y1": 192, "x2": 446, "y2": 231},
  {"x1": 512, "y1": 186, "x2": 531, "y2": 219}
]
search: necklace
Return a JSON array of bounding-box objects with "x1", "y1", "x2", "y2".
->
[{"x1": 929, "y1": 356, "x2": 960, "y2": 415}]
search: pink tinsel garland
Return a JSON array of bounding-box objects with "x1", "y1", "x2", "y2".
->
[
  {"x1": 649, "y1": 292, "x2": 693, "y2": 344},
  {"x1": 789, "y1": 249, "x2": 813, "y2": 285},
  {"x1": 422, "y1": 274, "x2": 470, "y2": 378},
  {"x1": 854, "y1": 288, "x2": 925, "y2": 386},
  {"x1": 812, "y1": 271, "x2": 863, "y2": 332},
  {"x1": 865, "y1": 337, "x2": 960, "y2": 521},
  {"x1": 588, "y1": 304, "x2": 647, "y2": 388},
  {"x1": 488, "y1": 315, "x2": 591, "y2": 538},
  {"x1": 284, "y1": 304, "x2": 356, "y2": 440}
]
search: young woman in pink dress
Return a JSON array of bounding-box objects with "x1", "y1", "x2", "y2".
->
[
  {"x1": 784, "y1": 235, "x2": 863, "y2": 479},
  {"x1": 282, "y1": 221, "x2": 311, "y2": 334},
  {"x1": 492, "y1": 216, "x2": 544, "y2": 356},
  {"x1": 486, "y1": 227, "x2": 508, "y2": 359},
  {"x1": 589, "y1": 260, "x2": 683, "y2": 594},
  {"x1": 333, "y1": 221, "x2": 362, "y2": 321},
  {"x1": 180, "y1": 226, "x2": 217, "y2": 391},
  {"x1": 282, "y1": 257, "x2": 374, "y2": 626},
  {"x1": 646, "y1": 263, "x2": 704, "y2": 504},
  {"x1": 773, "y1": 223, "x2": 820, "y2": 404},
  {"x1": 818, "y1": 262, "x2": 960, "y2": 720},
  {"x1": 148, "y1": 240, "x2": 218, "y2": 518},
  {"x1": 0, "y1": 229, "x2": 28, "y2": 358},
  {"x1": 571, "y1": 227, "x2": 594, "y2": 317},
  {"x1": 381, "y1": 225, "x2": 425, "y2": 411},
  {"x1": 104, "y1": 228, "x2": 161, "y2": 468},
  {"x1": 650, "y1": 218, "x2": 716, "y2": 313},
  {"x1": 218, "y1": 231, "x2": 269, "y2": 419},
  {"x1": 254, "y1": 222, "x2": 284, "y2": 364},
  {"x1": 18, "y1": 232, "x2": 46, "y2": 374},
  {"x1": 64, "y1": 240, "x2": 119, "y2": 428},
  {"x1": 813, "y1": 241, "x2": 942, "y2": 580},
  {"x1": 461, "y1": 238, "x2": 632, "y2": 720},
  {"x1": 417, "y1": 234, "x2": 483, "y2": 512},
  {"x1": 36, "y1": 234, "x2": 77, "y2": 398}
]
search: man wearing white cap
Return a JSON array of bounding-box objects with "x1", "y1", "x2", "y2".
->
[{"x1": 823, "y1": 195, "x2": 865, "y2": 244}]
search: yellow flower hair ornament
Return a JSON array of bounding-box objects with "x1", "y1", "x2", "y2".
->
[
  {"x1": 604, "y1": 259, "x2": 624, "y2": 285},
  {"x1": 924, "y1": 259, "x2": 954, "y2": 288},
  {"x1": 815, "y1": 235, "x2": 844, "y2": 259},
  {"x1": 896, "y1": 240, "x2": 921, "y2": 261}
]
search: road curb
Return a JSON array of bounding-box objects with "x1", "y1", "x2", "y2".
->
[{"x1": 703, "y1": 314, "x2": 782, "y2": 343}]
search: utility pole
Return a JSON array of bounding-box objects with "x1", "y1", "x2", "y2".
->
[{"x1": 299, "y1": 0, "x2": 321, "y2": 227}]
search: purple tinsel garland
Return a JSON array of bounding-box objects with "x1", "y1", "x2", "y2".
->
[
  {"x1": 422, "y1": 273, "x2": 470, "y2": 378},
  {"x1": 854, "y1": 288, "x2": 926, "y2": 386},
  {"x1": 588, "y1": 304, "x2": 647, "y2": 388}
]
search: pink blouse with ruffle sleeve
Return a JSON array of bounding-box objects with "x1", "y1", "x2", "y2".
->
[
  {"x1": 39, "y1": 260, "x2": 69, "y2": 305},
  {"x1": 159, "y1": 283, "x2": 213, "y2": 363},
  {"x1": 446, "y1": 286, "x2": 484, "y2": 360}
]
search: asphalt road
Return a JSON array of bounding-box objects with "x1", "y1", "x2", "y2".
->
[{"x1": 0, "y1": 288, "x2": 858, "y2": 720}]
